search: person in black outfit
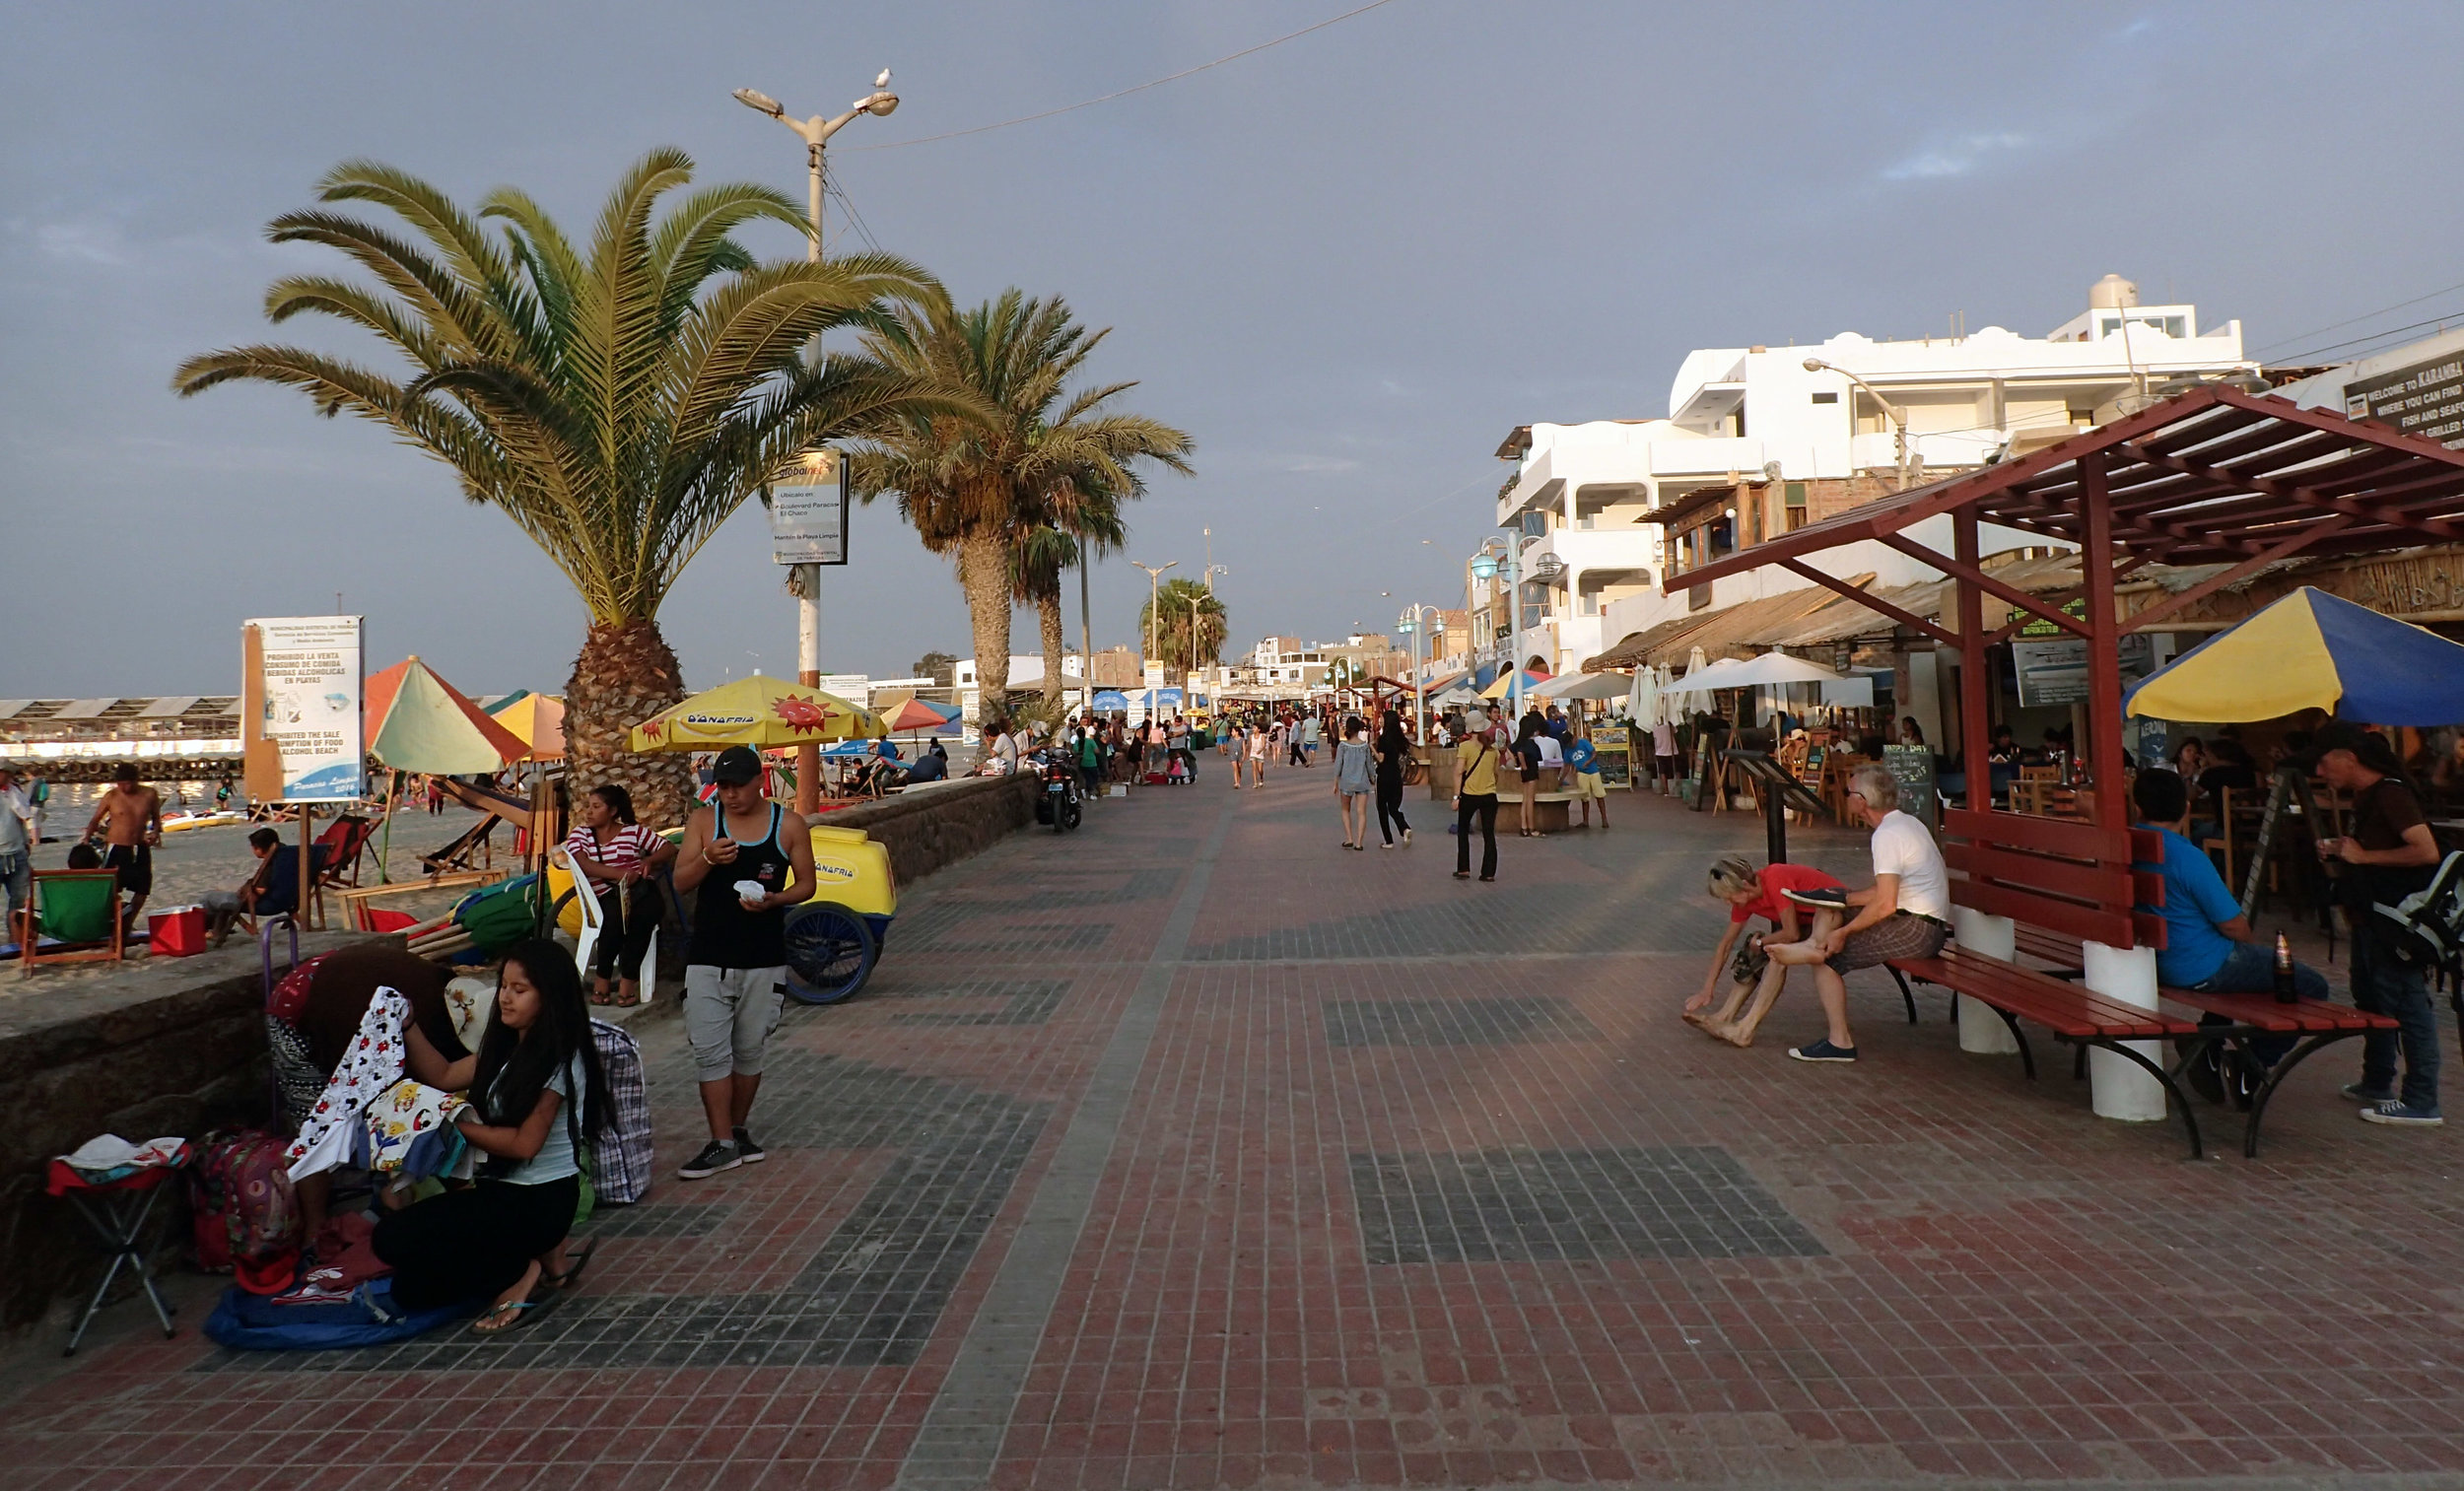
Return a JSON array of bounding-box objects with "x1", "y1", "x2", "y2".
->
[{"x1": 1372, "y1": 710, "x2": 1414, "y2": 848}]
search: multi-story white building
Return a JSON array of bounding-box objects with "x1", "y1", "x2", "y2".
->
[
  {"x1": 1488, "y1": 276, "x2": 2258, "y2": 675},
  {"x1": 1244, "y1": 636, "x2": 1330, "y2": 691}
]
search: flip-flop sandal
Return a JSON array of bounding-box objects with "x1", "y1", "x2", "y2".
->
[
  {"x1": 611, "y1": 990, "x2": 643, "y2": 1007},
  {"x1": 471, "y1": 1284, "x2": 563, "y2": 1336},
  {"x1": 588, "y1": 987, "x2": 616, "y2": 1006}
]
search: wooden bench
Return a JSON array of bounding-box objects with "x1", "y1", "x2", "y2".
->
[
  {"x1": 1891, "y1": 824, "x2": 2400, "y2": 1158},
  {"x1": 1500, "y1": 790, "x2": 1578, "y2": 835}
]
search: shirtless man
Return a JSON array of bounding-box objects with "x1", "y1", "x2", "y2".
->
[{"x1": 85, "y1": 764, "x2": 164, "y2": 923}]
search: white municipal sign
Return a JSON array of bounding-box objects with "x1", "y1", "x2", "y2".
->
[
  {"x1": 246, "y1": 616, "x2": 366, "y2": 802},
  {"x1": 770, "y1": 448, "x2": 848, "y2": 566}
]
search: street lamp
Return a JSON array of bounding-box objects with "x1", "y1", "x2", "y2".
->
[
  {"x1": 1131, "y1": 560, "x2": 1177, "y2": 691},
  {"x1": 1470, "y1": 534, "x2": 1532, "y2": 717},
  {"x1": 735, "y1": 71, "x2": 901, "y2": 812},
  {"x1": 1804, "y1": 357, "x2": 1915, "y2": 491},
  {"x1": 1397, "y1": 602, "x2": 1442, "y2": 742}
]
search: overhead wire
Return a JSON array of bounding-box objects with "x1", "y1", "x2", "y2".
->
[
  {"x1": 841, "y1": 0, "x2": 1401, "y2": 153},
  {"x1": 2249, "y1": 277, "x2": 2464, "y2": 359}
]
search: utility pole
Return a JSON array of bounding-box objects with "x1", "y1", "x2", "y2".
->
[
  {"x1": 733, "y1": 72, "x2": 900, "y2": 811},
  {"x1": 1132, "y1": 560, "x2": 1177, "y2": 699}
]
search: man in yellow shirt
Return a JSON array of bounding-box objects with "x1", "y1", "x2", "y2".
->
[{"x1": 1454, "y1": 728, "x2": 1501, "y2": 882}]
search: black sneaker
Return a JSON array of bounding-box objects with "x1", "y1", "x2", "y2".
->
[
  {"x1": 678, "y1": 1139, "x2": 741, "y2": 1180},
  {"x1": 1788, "y1": 1039, "x2": 1859, "y2": 1063},
  {"x1": 2341, "y1": 1081, "x2": 2396, "y2": 1103},
  {"x1": 732, "y1": 1127, "x2": 766, "y2": 1164},
  {"x1": 2359, "y1": 1101, "x2": 2443, "y2": 1127}
]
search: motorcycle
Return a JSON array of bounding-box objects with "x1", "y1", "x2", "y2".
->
[{"x1": 1032, "y1": 749, "x2": 1084, "y2": 833}]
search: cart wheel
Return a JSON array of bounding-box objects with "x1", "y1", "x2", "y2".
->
[{"x1": 784, "y1": 902, "x2": 878, "y2": 1005}]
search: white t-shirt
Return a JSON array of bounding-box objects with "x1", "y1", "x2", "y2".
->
[
  {"x1": 1534, "y1": 736, "x2": 1564, "y2": 770},
  {"x1": 1869, "y1": 809, "x2": 1951, "y2": 920}
]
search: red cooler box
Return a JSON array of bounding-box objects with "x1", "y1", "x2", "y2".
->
[{"x1": 148, "y1": 906, "x2": 207, "y2": 958}]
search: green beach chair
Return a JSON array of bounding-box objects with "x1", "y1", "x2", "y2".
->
[{"x1": 16, "y1": 868, "x2": 125, "y2": 977}]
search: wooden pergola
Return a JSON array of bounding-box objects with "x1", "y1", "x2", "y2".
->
[{"x1": 1676, "y1": 384, "x2": 2464, "y2": 946}]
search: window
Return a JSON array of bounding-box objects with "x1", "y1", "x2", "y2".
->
[
  {"x1": 1783, "y1": 482, "x2": 1809, "y2": 532},
  {"x1": 1810, "y1": 391, "x2": 1839, "y2": 405}
]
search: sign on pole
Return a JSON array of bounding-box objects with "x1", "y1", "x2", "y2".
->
[
  {"x1": 242, "y1": 616, "x2": 365, "y2": 802},
  {"x1": 769, "y1": 447, "x2": 849, "y2": 566}
]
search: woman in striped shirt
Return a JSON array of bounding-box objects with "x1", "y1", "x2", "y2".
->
[{"x1": 563, "y1": 784, "x2": 674, "y2": 1007}]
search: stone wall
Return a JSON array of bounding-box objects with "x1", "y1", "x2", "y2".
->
[{"x1": 819, "y1": 773, "x2": 1042, "y2": 888}]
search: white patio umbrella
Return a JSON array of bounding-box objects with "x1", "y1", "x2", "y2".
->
[
  {"x1": 1665, "y1": 653, "x2": 1747, "y2": 701},
  {"x1": 1535, "y1": 670, "x2": 1632, "y2": 701},
  {"x1": 1697, "y1": 652, "x2": 1848, "y2": 690}
]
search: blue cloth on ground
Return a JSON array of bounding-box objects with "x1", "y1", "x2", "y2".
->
[{"x1": 203, "y1": 1281, "x2": 473, "y2": 1351}]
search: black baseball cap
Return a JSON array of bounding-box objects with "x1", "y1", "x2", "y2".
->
[
  {"x1": 2294, "y1": 720, "x2": 2402, "y2": 775},
  {"x1": 712, "y1": 745, "x2": 763, "y2": 785}
]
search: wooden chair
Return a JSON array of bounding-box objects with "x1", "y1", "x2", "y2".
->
[
  {"x1": 14, "y1": 868, "x2": 125, "y2": 977},
  {"x1": 2201, "y1": 786, "x2": 2239, "y2": 885}
]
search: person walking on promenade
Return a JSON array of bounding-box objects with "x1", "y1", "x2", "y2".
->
[
  {"x1": 1510, "y1": 714, "x2": 1545, "y2": 838},
  {"x1": 1565, "y1": 716, "x2": 1609, "y2": 829},
  {"x1": 2306, "y1": 722, "x2": 2444, "y2": 1126},
  {"x1": 1453, "y1": 721, "x2": 1501, "y2": 882},
  {"x1": 1373, "y1": 709, "x2": 1414, "y2": 848},
  {"x1": 0, "y1": 767, "x2": 35, "y2": 931},
  {"x1": 671, "y1": 745, "x2": 816, "y2": 1179},
  {"x1": 1333, "y1": 716, "x2": 1375, "y2": 849},
  {"x1": 1247, "y1": 714, "x2": 1271, "y2": 787},
  {"x1": 84, "y1": 764, "x2": 164, "y2": 925},
  {"x1": 1301, "y1": 710, "x2": 1322, "y2": 767}
]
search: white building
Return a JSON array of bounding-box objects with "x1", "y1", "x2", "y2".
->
[
  {"x1": 1244, "y1": 636, "x2": 1330, "y2": 690},
  {"x1": 1491, "y1": 276, "x2": 2257, "y2": 675}
]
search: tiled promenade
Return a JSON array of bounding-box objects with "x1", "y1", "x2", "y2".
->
[{"x1": 8, "y1": 763, "x2": 2464, "y2": 1489}]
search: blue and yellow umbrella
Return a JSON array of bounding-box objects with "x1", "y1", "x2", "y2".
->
[{"x1": 2125, "y1": 586, "x2": 2464, "y2": 725}]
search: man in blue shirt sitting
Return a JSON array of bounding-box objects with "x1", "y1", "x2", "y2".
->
[{"x1": 2133, "y1": 768, "x2": 2325, "y2": 1092}]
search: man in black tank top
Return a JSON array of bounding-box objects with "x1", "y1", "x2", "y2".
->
[{"x1": 671, "y1": 746, "x2": 816, "y2": 1179}]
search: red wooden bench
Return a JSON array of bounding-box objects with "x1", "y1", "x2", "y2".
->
[
  {"x1": 1883, "y1": 811, "x2": 2220, "y2": 1158},
  {"x1": 1892, "y1": 819, "x2": 2400, "y2": 1158}
]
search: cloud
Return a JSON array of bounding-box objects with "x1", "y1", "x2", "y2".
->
[
  {"x1": 25, "y1": 218, "x2": 136, "y2": 266},
  {"x1": 1880, "y1": 131, "x2": 2031, "y2": 182}
]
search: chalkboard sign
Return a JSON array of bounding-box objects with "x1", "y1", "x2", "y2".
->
[{"x1": 1882, "y1": 744, "x2": 1938, "y2": 832}]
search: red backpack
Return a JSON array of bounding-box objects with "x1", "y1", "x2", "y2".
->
[{"x1": 188, "y1": 1129, "x2": 302, "y2": 1294}]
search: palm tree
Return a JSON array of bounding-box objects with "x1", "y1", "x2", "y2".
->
[
  {"x1": 174, "y1": 150, "x2": 953, "y2": 823},
  {"x1": 850, "y1": 292, "x2": 1192, "y2": 729},
  {"x1": 1011, "y1": 468, "x2": 1131, "y2": 712},
  {"x1": 1138, "y1": 576, "x2": 1228, "y2": 677}
]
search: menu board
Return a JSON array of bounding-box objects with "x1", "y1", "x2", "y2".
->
[
  {"x1": 2346, "y1": 352, "x2": 2464, "y2": 448},
  {"x1": 1882, "y1": 743, "x2": 1938, "y2": 832}
]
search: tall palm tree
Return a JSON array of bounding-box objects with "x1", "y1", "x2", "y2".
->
[
  {"x1": 1138, "y1": 576, "x2": 1229, "y2": 676},
  {"x1": 850, "y1": 292, "x2": 1191, "y2": 728},
  {"x1": 174, "y1": 150, "x2": 952, "y2": 822},
  {"x1": 1011, "y1": 468, "x2": 1131, "y2": 712}
]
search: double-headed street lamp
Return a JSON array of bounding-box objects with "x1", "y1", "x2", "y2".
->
[
  {"x1": 735, "y1": 72, "x2": 899, "y2": 810},
  {"x1": 1803, "y1": 356, "x2": 1915, "y2": 491},
  {"x1": 1132, "y1": 560, "x2": 1177, "y2": 692},
  {"x1": 1469, "y1": 534, "x2": 1541, "y2": 718}
]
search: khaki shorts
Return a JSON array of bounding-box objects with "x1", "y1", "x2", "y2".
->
[
  {"x1": 684, "y1": 964, "x2": 788, "y2": 1082},
  {"x1": 1572, "y1": 771, "x2": 1608, "y2": 800}
]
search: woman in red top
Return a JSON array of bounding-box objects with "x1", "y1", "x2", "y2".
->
[
  {"x1": 562, "y1": 784, "x2": 675, "y2": 1007},
  {"x1": 1685, "y1": 856, "x2": 1845, "y2": 1046}
]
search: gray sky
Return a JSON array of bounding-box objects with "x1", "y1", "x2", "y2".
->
[{"x1": 5, "y1": 1, "x2": 2461, "y2": 699}]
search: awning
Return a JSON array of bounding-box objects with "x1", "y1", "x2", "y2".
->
[{"x1": 1583, "y1": 613, "x2": 1721, "y2": 671}]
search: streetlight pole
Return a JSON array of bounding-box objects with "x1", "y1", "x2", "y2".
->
[
  {"x1": 1472, "y1": 537, "x2": 1528, "y2": 719},
  {"x1": 1131, "y1": 560, "x2": 1177, "y2": 705},
  {"x1": 1804, "y1": 357, "x2": 1914, "y2": 491},
  {"x1": 1398, "y1": 603, "x2": 1439, "y2": 743},
  {"x1": 734, "y1": 72, "x2": 899, "y2": 812}
]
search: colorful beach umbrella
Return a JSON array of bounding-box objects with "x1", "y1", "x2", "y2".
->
[
  {"x1": 2127, "y1": 587, "x2": 2464, "y2": 726},
  {"x1": 1479, "y1": 668, "x2": 1552, "y2": 701},
  {"x1": 628, "y1": 674, "x2": 878, "y2": 752},
  {"x1": 879, "y1": 697, "x2": 961, "y2": 734},
  {"x1": 483, "y1": 690, "x2": 566, "y2": 761},
  {"x1": 364, "y1": 656, "x2": 529, "y2": 774}
]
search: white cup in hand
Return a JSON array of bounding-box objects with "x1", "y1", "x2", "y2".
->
[{"x1": 732, "y1": 878, "x2": 767, "y2": 910}]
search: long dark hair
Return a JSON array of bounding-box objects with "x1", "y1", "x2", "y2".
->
[
  {"x1": 1378, "y1": 710, "x2": 1407, "y2": 753},
  {"x1": 472, "y1": 939, "x2": 610, "y2": 1162},
  {"x1": 588, "y1": 783, "x2": 638, "y2": 826}
]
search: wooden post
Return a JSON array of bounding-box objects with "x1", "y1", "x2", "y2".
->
[{"x1": 2080, "y1": 450, "x2": 2128, "y2": 837}]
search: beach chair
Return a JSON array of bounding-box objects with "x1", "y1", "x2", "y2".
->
[
  {"x1": 312, "y1": 815, "x2": 376, "y2": 890},
  {"x1": 14, "y1": 868, "x2": 125, "y2": 978}
]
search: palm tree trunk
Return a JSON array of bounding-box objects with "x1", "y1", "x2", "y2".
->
[
  {"x1": 958, "y1": 526, "x2": 1015, "y2": 733},
  {"x1": 1038, "y1": 587, "x2": 1066, "y2": 712},
  {"x1": 565, "y1": 618, "x2": 694, "y2": 828}
]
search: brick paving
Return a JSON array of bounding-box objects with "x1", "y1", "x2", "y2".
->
[{"x1": 8, "y1": 766, "x2": 2464, "y2": 1488}]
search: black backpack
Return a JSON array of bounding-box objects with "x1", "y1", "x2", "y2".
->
[{"x1": 2369, "y1": 850, "x2": 2464, "y2": 970}]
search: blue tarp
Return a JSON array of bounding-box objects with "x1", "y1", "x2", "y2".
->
[{"x1": 203, "y1": 1282, "x2": 475, "y2": 1351}]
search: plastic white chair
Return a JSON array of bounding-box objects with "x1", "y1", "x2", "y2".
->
[{"x1": 553, "y1": 847, "x2": 656, "y2": 1005}]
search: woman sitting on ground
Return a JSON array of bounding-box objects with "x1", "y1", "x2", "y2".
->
[
  {"x1": 370, "y1": 939, "x2": 608, "y2": 1335},
  {"x1": 1685, "y1": 855, "x2": 1845, "y2": 1047},
  {"x1": 563, "y1": 784, "x2": 674, "y2": 1007}
]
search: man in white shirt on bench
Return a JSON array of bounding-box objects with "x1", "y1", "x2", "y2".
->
[{"x1": 1757, "y1": 763, "x2": 1951, "y2": 1064}]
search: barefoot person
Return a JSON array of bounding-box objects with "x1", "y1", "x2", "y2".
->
[
  {"x1": 1685, "y1": 855, "x2": 1845, "y2": 1046},
  {"x1": 369, "y1": 941, "x2": 608, "y2": 1334},
  {"x1": 1763, "y1": 764, "x2": 1950, "y2": 1064},
  {"x1": 671, "y1": 745, "x2": 815, "y2": 1179},
  {"x1": 83, "y1": 764, "x2": 163, "y2": 924}
]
